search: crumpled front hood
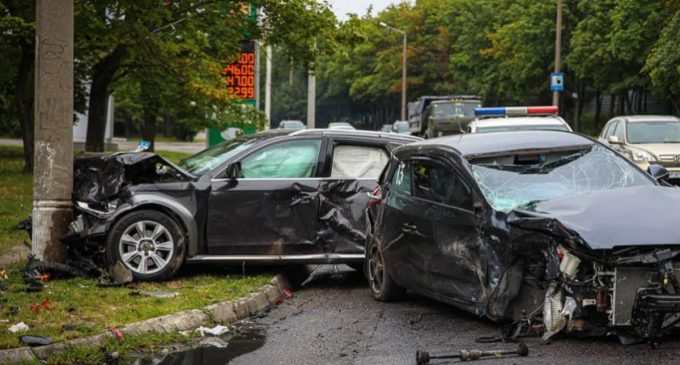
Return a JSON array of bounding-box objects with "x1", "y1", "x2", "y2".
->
[
  {"x1": 512, "y1": 185, "x2": 680, "y2": 250},
  {"x1": 73, "y1": 152, "x2": 192, "y2": 205}
]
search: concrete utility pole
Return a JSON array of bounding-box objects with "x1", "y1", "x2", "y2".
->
[
  {"x1": 307, "y1": 68, "x2": 316, "y2": 129},
  {"x1": 553, "y1": 0, "x2": 563, "y2": 107},
  {"x1": 380, "y1": 22, "x2": 408, "y2": 121},
  {"x1": 33, "y1": 0, "x2": 74, "y2": 263},
  {"x1": 265, "y1": 44, "x2": 272, "y2": 129}
]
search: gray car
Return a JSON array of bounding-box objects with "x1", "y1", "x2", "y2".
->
[{"x1": 599, "y1": 115, "x2": 680, "y2": 182}]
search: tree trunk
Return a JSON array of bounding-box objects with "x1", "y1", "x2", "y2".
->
[
  {"x1": 15, "y1": 42, "x2": 35, "y2": 173},
  {"x1": 609, "y1": 94, "x2": 616, "y2": 119},
  {"x1": 141, "y1": 108, "x2": 157, "y2": 152},
  {"x1": 85, "y1": 46, "x2": 127, "y2": 152}
]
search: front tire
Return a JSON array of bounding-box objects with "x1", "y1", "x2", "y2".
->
[
  {"x1": 366, "y1": 239, "x2": 405, "y2": 301},
  {"x1": 107, "y1": 210, "x2": 186, "y2": 281}
]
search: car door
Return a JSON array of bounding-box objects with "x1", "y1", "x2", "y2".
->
[
  {"x1": 206, "y1": 137, "x2": 324, "y2": 255},
  {"x1": 410, "y1": 158, "x2": 482, "y2": 310},
  {"x1": 378, "y1": 159, "x2": 432, "y2": 291},
  {"x1": 317, "y1": 137, "x2": 392, "y2": 254}
]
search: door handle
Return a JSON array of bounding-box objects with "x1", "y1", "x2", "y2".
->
[{"x1": 401, "y1": 223, "x2": 418, "y2": 234}]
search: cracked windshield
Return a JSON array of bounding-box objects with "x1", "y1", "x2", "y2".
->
[{"x1": 471, "y1": 146, "x2": 653, "y2": 212}]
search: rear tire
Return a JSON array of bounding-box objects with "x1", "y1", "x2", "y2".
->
[
  {"x1": 366, "y1": 238, "x2": 405, "y2": 301},
  {"x1": 106, "y1": 210, "x2": 186, "y2": 281}
]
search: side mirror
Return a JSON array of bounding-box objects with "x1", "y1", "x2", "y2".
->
[
  {"x1": 225, "y1": 162, "x2": 242, "y2": 179},
  {"x1": 648, "y1": 163, "x2": 669, "y2": 182},
  {"x1": 608, "y1": 135, "x2": 623, "y2": 145}
]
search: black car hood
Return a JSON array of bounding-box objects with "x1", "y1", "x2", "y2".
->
[
  {"x1": 511, "y1": 185, "x2": 680, "y2": 250},
  {"x1": 73, "y1": 152, "x2": 193, "y2": 206}
]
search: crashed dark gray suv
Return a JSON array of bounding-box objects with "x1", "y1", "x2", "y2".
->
[
  {"x1": 366, "y1": 130, "x2": 680, "y2": 342},
  {"x1": 67, "y1": 129, "x2": 420, "y2": 281}
]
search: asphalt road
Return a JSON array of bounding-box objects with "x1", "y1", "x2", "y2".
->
[{"x1": 231, "y1": 265, "x2": 680, "y2": 365}]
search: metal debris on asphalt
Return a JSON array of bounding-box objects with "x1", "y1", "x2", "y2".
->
[{"x1": 416, "y1": 342, "x2": 529, "y2": 364}]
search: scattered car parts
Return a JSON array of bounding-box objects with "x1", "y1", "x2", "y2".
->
[{"x1": 416, "y1": 342, "x2": 529, "y2": 364}]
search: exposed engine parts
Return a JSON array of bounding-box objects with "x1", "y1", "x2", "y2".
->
[{"x1": 511, "y1": 244, "x2": 680, "y2": 344}]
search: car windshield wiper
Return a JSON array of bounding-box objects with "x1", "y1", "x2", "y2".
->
[{"x1": 519, "y1": 149, "x2": 590, "y2": 174}]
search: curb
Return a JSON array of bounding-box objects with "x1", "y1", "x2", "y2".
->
[{"x1": 0, "y1": 274, "x2": 290, "y2": 363}]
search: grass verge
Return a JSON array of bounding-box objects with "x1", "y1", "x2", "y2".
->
[
  {"x1": 0, "y1": 264, "x2": 270, "y2": 349},
  {"x1": 0, "y1": 146, "x2": 32, "y2": 255},
  {"x1": 17, "y1": 330, "x2": 193, "y2": 365}
]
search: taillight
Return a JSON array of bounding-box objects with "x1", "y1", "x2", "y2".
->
[{"x1": 367, "y1": 185, "x2": 383, "y2": 207}]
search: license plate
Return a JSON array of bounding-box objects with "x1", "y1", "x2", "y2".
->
[{"x1": 669, "y1": 172, "x2": 680, "y2": 179}]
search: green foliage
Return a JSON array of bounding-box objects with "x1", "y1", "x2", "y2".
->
[{"x1": 0, "y1": 146, "x2": 31, "y2": 254}]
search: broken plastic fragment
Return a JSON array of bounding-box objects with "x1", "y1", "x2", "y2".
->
[
  {"x1": 195, "y1": 325, "x2": 229, "y2": 337},
  {"x1": 139, "y1": 290, "x2": 179, "y2": 299},
  {"x1": 109, "y1": 326, "x2": 124, "y2": 341},
  {"x1": 30, "y1": 298, "x2": 51, "y2": 313},
  {"x1": 20, "y1": 335, "x2": 52, "y2": 347},
  {"x1": 8, "y1": 322, "x2": 29, "y2": 333}
]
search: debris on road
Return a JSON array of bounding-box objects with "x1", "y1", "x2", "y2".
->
[
  {"x1": 8, "y1": 322, "x2": 29, "y2": 333},
  {"x1": 20, "y1": 335, "x2": 52, "y2": 347},
  {"x1": 416, "y1": 342, "x2": 529, "y2": 364},
  {"x1": 30, "y1": 298, "x2": 51, "y2": 313},
  {"x1": 195, "y1": 325, "x2": 229, "y2": 337},
  {"x1": 137, "y1": 290, "x2": 179, "y2": 299},
  {"x1": 109, "y1": 326, "x2": 124, "y2": 341},
  {"x1": 198, "y1": 336, "x2": 229, "y2": 348}
]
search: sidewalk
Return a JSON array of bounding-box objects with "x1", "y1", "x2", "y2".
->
[{"x1": 0, "y1": 138, "x2": 205, "y2": 154}]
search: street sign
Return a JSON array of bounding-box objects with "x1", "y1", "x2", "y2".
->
[{"x1": 550, "y1": 72, "x2": 564, "y2": 92}]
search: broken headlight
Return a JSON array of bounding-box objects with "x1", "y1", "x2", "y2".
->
[
  {"x1": 75, "y1": 201, "x2": 117, "y2": 218},
  {"x1": 631, "y1": 150, "x2": 656, "y2": 163}
]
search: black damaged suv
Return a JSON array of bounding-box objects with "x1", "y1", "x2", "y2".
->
[
  {"x1": 365, "y1": 130, "x2": 680, "y2": 342},
  {"x1": 69, "y1": 129, "x2": 420, "y2": 281}
]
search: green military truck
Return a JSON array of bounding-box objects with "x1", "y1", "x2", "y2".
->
[{"x1": 408, "y1": 95, "x2": 482, "y2": 138}]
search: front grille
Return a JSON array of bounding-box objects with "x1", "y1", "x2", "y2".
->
[{"x1": 657, "y1": 154, "x2": 680, "y2": 168}]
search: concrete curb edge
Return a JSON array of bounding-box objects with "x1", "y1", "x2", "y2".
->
[{"x1": 0, "y1": 274, "x2": 290, "y2": 363}]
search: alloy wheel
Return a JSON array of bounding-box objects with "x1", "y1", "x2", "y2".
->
[{"x1": 118, "y1": 220, "x2": 175, "y2": 275}]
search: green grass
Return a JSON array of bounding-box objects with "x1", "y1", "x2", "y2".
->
[
  {"x1": 0, "y1": 146, "x2": 32, "y2": 255},
  {"x1": 0, "y1": 264, "x2": 270, "y2": 349},
  {"x1": 16, "y1": 331, "x2": 194, "y2": 365},
  {"x1": 156, "y1": 150, "x2": 193, "y2": 165}
]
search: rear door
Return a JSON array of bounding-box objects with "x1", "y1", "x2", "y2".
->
[
  {"x1": 316, "y1": 137, "x2": 392, "y2": 254},
  {"x1": 206, "y1": 137, "x2": 324, "y2": 255}
]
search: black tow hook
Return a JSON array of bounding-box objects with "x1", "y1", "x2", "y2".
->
[{"x1": 416, "y1": 342, "x2": 529, "y2": 364}]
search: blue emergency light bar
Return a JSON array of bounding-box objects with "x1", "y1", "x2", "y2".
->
[{"x1": 474, "y1": 106, "x2": 559, "y2": 117}]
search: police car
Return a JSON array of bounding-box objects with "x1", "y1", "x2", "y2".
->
[{"x1": 467, "y1": 106, "x2": 572, "y2": 133}]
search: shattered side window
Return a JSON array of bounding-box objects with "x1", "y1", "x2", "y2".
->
[
  {"x1": 390, "y1": 162, "x2": 411, "y2": 195},
  {"x1": 470, "y1": 145, "x2": 654, "y2": 212},
  {"x1": 412, "y1": 160, "x2": 473, "y2": 209},
  {"x1": 241, "y1": 139, "x2": 321, "y2": 178},
  {"x1": 331, "y1": 145, "x2": 389, "y2": 179}
]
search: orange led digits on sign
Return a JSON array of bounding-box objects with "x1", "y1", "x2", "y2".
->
[{"x1": 224, "y1": 47, "x2": 256, "y2": 100}]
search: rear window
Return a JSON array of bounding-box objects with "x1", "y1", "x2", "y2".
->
[{"x1": 331, "y1": 145, "x2": 389, "y2": 179}]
